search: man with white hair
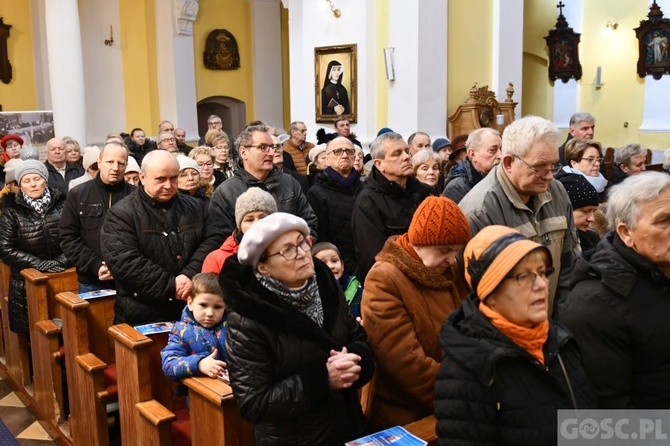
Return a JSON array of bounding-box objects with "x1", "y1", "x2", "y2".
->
[
  {"x1": 562, "y1": 172, "x2": 670, "y2": 408},
  {"x1": 459, "y1": 116, "x2": 578, "y2": 316},
  {"x1": 610, "y1": 143, "x2": 648, "y2": 185}
]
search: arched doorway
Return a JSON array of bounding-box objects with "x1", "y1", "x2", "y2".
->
[{"x1": 196, "y1": 96, "x2": 246, "y2": 139}]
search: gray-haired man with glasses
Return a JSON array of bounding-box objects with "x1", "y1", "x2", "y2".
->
[
  {"x1": 459, "y1": 116, "x2": 578, "y2": 317},
  {"x1": 307, "y1": 136, "x2": 364, "y2": 276},
  {"x1": 208, "y1": 124, "x2": 318, "y2": 245}
]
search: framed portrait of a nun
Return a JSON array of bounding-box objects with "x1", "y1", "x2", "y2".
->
[{"x1": 314, "y1": 44, "x2": 357, "y2": 123}]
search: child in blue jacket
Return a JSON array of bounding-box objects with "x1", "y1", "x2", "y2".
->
[
  {"x1": 311, "y1": 242, "x2": 363, "y2": 319},
  {"x1": 161, "y1": 272, "x2": 228, "y2": 380}
]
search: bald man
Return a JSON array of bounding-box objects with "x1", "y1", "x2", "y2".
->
[
  {"x1": 45, "y1": 137, "x2": 84, "y2": 196},
  {"x1": 101, "y1": 150, "x2": 218, "y2": 325}
]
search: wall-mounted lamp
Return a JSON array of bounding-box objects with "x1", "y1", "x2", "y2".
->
[
  {"x1": 595, "y1": 66, "x2": 604, "y2": 89},
  {"x1": 384, "y1": 48, "x2": 395, "y2": 81},
  {"x1": 606, "y1": 21, "x2": 618, "y2": 30},
  {"x1": 104, "y1": 25, "x2": 114, "y2": 46},
  {"x1": 325, "y1": 0, "x2": 341, "y2": 18}
]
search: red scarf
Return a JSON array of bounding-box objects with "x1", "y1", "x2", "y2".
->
[{"x1": 479, "y1": 302, "x2": 549, "y2": 365}]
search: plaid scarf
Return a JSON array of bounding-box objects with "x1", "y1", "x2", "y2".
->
[{"x1": 254, "y1": 271, "x2": 324, "y2": 327}]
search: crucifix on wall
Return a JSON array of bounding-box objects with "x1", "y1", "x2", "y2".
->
[{"x1": 0, "y1": 17, "x2": 12, "y2": 85}]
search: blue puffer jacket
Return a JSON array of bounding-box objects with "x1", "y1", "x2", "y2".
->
[{"x1": 161, "y1": 305, "x2": 228, "y2": 380}]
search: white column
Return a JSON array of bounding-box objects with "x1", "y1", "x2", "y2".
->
[
  {"x1": 44, "y1": 0, "x2": 87, "y2": 145},
  {"x1": 551, "y1": 0, "x2": 582, "y2": 129},
  {"x1": 492, "y1": 0, "x2": 523, "y2": 118},
  {"x1": 387, "y1": 0, "x2": 447, "y2": 138},
  {"x1": 252, "y1": 0, "x2": 284, "y2": 130},
  {"x1": 154, "y1": 0, "x2": 199, "y2": 141},
  {"x1": 30, "y1": 0, "x2": 51, "y2": 110}
]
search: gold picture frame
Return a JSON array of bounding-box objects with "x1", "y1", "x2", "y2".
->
[{"x1": 314, "y1": 44, "x2": 357, "y2": 123}]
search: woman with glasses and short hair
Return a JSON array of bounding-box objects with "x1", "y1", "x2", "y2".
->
[
  {"x1": 189, "y1": 146, "x2": 225, "y2": 190},
  {"x1": 219, "y1": 212, "x2": 374, "y2": 445},
  {"x1": 435, "y1": 225, "x2": 597, "y2": 446},
  {"x1": 557, "y1": 138, "x2": 609, "y2": 202},
  {"x1": 206, "y1": 130, "x2": 235, "y2": 180}
]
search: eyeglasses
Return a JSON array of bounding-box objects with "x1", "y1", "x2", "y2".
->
[
  {"x1": 580, "y1": 157, "x2": 603, "y2": 165},
  {"x1": 160, "y1": 137, "x2": 176, "y2": 144},
  {"x1": 247, "y1": 144, "x2": 280, "y2": 152},
  {"x1": 197, "y1": 162, "x2": 213, "y2": 168},
  {"x1": 263, "y1": 237, "x2": 311, "y2": 261},
  {"x1": 505, "y1": 267, "x2": 555, "y2": 288},
  {"x1": 514, "y1": 155, "x2": 562, "y2": 176},
  {"x1": 328, "y1": 148, "x2": 355, "y2": 157},
  {"x1": 179, "y1": 171, "x2": 200, "y2": 179}
]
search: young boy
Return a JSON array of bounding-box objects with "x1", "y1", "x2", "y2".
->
[
  {"x1": 311, "y1": 242, "x2": 362, "y2": 318},
  {"x1": 161, "y1": 273, "x2": 229, "y2": 380},
  {"x1": 202, "y1": 187, "x2": 277, "y2": 273}
]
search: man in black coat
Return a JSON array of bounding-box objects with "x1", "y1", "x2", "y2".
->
[
  {"x1": 307, "y1": 136, "x2": 363, "y2": 276},
  {"x1": 59, "y1": 141, "x2": 135, "y2": 293},
  {"x1": 352, "y1": 132, "x2": 436, "y2": 281},
  {"x1": 208, "y1": 124, "x2": 318, "y2": 244},
  {"x1": 44, "y1": 137, "x2": 84, "y2": 196},
  {"x1": 562, "y1": 172, "x2": 670, "y2": 409},
  {"x1": 100, "y1": 150, "x2": 218, "y2": 325}
]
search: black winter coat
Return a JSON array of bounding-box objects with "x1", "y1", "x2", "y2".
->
[
  {"x1": 435, "y1": 295, "x2": 597, "y2": 446},
  {"x1": 442, "y1": 157, "x2": 484, "y2": 204},
  {"x1": 100, "y1": 188, "x2": 217, "y2": 326},
  {"x1": 0, "y1": 188, "x2": 67, "y2": 333},
  {"x1": 219, "y1": 257, "x2": 374, "y2": 446},
  {"x1": 59, "y1": 175, "x2": 135, "y2": 287},
  {"x1": 45, "y1": 161, "x2": 84, "y2": 196},
  {"x1": 352, "y1": 166, "x2": 435, "y2": 281},
  {"x1": 562, "y1": 232, "x2": 670, "y2": 409},
  {"x1": 124, "y1": 137, "x2": 156, "y2": 164},
  {"x1": 208, "y1": 162, "x2": 318, "y2": 244},
  {"x1": 307, "y1": 168, "x2": 363, "y2": 276}
]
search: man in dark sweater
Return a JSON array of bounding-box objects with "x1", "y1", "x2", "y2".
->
[{"x1": 44, "y1": 137, "x2": 84, "y2": 196}]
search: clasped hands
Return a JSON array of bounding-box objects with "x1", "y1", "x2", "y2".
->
[{"x1": 327, "y1": 346, "x2": 361, "y2": 390}]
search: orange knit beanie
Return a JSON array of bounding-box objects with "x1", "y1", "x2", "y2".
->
[{"x1": 407, "y1": 196, "x2": 470, "y2": 246}]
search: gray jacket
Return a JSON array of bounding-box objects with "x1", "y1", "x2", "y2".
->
[{"x1": 458, "y1": 165, "x2": 579, "y2": 316}]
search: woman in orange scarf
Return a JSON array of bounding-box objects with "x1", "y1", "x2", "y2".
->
[{"x1": 435, "y1": 225, "x2": 597, "y2": 445}]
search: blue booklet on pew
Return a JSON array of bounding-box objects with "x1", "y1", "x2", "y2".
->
[
  {"x1": 78, "y1": 289, "x2": 116, "y2": 300},
  {"x1": 345, "y1": 426, "x2": 427, "y2": 446},
  {"x1": 134, "y1": 322, "x2": 174, "y2": 335}
]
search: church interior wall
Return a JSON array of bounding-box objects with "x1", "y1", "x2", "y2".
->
[{"x1": 0, "y1": 0, "x2": 37, "y2": 111}]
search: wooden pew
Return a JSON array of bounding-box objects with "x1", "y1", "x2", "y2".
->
[
  {"x1": 0, "y1": 260, "x2": 30, "y2": 387},
  {"x1": 56, "y1": 290, "x2": 116, "y2": 446},
  {"x1": 21, "y1": 267, "x2": 78, "y2": 427},
  {"x1": 109, "y1": 323, "x2": 252, "y2": 446}
]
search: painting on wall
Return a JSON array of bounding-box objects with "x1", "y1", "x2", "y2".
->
[
  {"x1": 0, "y1": 111, "x2": 55, "y2": 159},
  {"x1": 314, "y1": 44, "x2": 357, "y2": 123},
  {"x1": 544, "y1": 2, "x2": 582, "y2": 84},
  {"x1": 635, "y1": 1, "x2": 670, "y2": 79}
]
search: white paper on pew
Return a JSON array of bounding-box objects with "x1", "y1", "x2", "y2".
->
[{"x1": 78, "y1": 289, "x2": 116, "y2": 300}]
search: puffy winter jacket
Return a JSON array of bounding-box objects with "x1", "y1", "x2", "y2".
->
[
  {"x1": 562, "y1": 232, "x2": 670, "y2": 409},
  {"x1": 307, "y1": 168, "x2": 363, "y2": 276},
  {"x1": 219, "y1": 257, "x2": 374, "y2": 446},
  {"x1": 0, "y1": 188, "x2": 67, "y2": 333},
  {"x1": 161, "y1": 305, "x2": 228, "y2": 380},
  {"x1": 100, "y1": 187, "x2": 218, "y2": 326},
  {"x1": 435, "y1": 294, "x2": 598, "y2": 446},
  {"x1": 45, "y1": 161, "x2": 84, "y2": 196},
  {"x1": 442, "y1": 157, "x2": 484, "y2": 204}
]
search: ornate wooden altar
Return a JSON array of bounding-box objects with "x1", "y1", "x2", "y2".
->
[{"x1": 447, "y1": 83, "x2": 517, "y2": 137}]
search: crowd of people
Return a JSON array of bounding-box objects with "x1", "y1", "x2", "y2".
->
[{"x1": 0, "y1": 111, "x2": 669, "y2": 445}]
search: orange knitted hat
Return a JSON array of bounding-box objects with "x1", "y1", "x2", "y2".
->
[
  {"x1": 407, "y1": 196, "x2": 470, "y2": 246},
  {"x1": 463, "y1": 225, "x2": 551, "y2": 300}
]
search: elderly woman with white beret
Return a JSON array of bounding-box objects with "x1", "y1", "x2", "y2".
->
[
  {"x1": 219, "y1": 212, "x2": 374, "y2": 446},
  {"x1": 0, "y1": 160, "x2": 68, "y2": 333}
]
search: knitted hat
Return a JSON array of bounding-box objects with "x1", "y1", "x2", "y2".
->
[
  {"x1": 125, "y1": 156, "x2": 141, "y2": 174},
  {"x1": 4, "y1": 159, "x2": 23, "y2": 184},
  {"x1": 432, "y1": 138, "x2": 451, "y2": 153},
  {"x1": 309, "y1": 144, "x2": 327, "y2": 163},
  {"x1": 20, "y1": 146, "x2": 39, "y2": 161},
  {"x1": 407, "y1": 196, "x2": 470, "y2": 246},
  {"x1": 238, "y1": 212, "x2": 310, "y2": 267},
  {"x1": 16, "y1": 159, "x2": 49, "y2": 184},
  {"x1": 234, "y1": 187, "x2": 277, "y2": 229},
  {"x1": 556, "y1": 173, "x2": 599, "y2": 210},
  {"x1": 377, "y1": 127, "x2": 394, "y2": 137},
  {"x1": 1, "y1": 134, "x2": 23, "y2": 150},
  {"x1": 176, "y1": 155, "x2": 199, "y2": 173},
  {"x1": 463, "y1": 225, "x2": 552, "y2": 300},
  {"x1": 82, "y1": 146, "x2": 101, "y2": 171}
]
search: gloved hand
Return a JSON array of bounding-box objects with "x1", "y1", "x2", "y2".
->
[{"x1": 37, "y1": 260, "x2": 66, "y2": 273}]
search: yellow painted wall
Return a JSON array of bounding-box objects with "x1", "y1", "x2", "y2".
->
[
  {"x1": 522, "y1": 0, "x2": 554, "y2": 118},
  {"x1": 447, "y1": 0, "x2": 492, "y2": 130},
  {"x1": 119, "y1": 0, "x2": 159, "y2": 132},
  {"x1": 0, "y1": 2, "x2": 37, "y2": 111},
  {"x1": 193, "y1": 0, "x2": 255, "y2": 123},
  {"x1": 374, "y1": 0, "x2": 389, "y2": 130}
]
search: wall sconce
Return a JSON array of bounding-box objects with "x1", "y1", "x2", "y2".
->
[
  {"x1": 325, "y1": 0, "x2": 341, "y2": 18},
  {"x1": 606, "y1": 21, "x2": 618, "y2": 30},
  {"x1": 595, "y1": 66, "x2": 604, "y2": 89},
  {"x1": 104, "y1": 25, "x2": 114, "y2": 46},
  {"x1": 384, "y1": 47, "x2": 395, "y2": 81}
]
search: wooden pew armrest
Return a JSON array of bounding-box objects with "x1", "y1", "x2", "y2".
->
[
  {"x1": 136, "y1": 399, "x2": 177, "y2": 426},
  {"x1": 182, "y1": 376, "x2": 234, "y2": 406},
  {"x1": 76, "y1": 352, "x2": 107, "y2": 373},
  {"x1": 109, "y1": 323, "x2": 153, "y2": 350},
  {"x1": 35, "y1": 319, "x2": 61, "y2": 336},
  {"x1": 404, "y1": 415, "x2": 437, "y2": 442},
  {"x1": 55, "y1": 291, "x2": 89, "y2": 310}
]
